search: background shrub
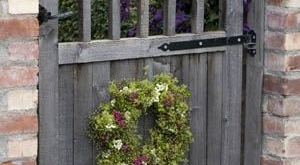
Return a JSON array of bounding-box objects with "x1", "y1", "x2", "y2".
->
[{"x1": 58, "y1": 0, "x2": 219, "y2": 42}]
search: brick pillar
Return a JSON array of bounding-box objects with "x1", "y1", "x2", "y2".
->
[
  {"x1": 0, "y1": 0, "x2": 39, "y2": 165},
  {"x1": 263, "y1": 0, "x2": 300, "y2": 165}
]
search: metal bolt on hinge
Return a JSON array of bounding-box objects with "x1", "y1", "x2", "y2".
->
[{"x1": 37, "y1": 5, "x2": 74, "y2": 25}]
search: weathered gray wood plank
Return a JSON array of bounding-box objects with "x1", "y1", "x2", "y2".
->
[
  {"x1": 78, "y1": 0, "x2": 91, "y2": 42},
  {"x1": 207, "y1": 52, "x2": 223, "y2": 165},
  {"x1": 191, "y1": 0, "x2": 204, "y2": 33},
  {"x1": 163, "y1": 0, "x2": 176, "y2": 36},
  {"x1": 182, "y1": 54, "x2": 207, "y2": 165},
  {"x1": 108, "y1": 0, "x2": 120, "y2": 40},
  {"x1": 59, "y1": 32, "x2": 227, "y2": 64},
  {"x1": 58, "y1": 65, "x2": 74, "y2": 165},
  {"x1": 92, "y1": 62, "x2": 111, "y2": 165},
  {"x1": 221, "y1": 0, "x2": 243, "y2": 165},
  {"x1": 38, "y1": 1, "x2": 59, "y2": 165},
  {"x1": 137, "y1": 0, "x2": 149, "y2": 38},
  {"x1": 74, "y1": 64, "x2": 94, "y2": 165},
  {"x1": 218, "y1": 0, "x2": 226, "y2": 30},
  {"x1": 243, "y1": 0, "x2": 264, "y2": 165}
]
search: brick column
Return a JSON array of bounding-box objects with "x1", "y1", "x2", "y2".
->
[
  {"x1": 0, "y1": 0, "x2": 39, "y2": 165},
  {"x1": 263, "y1": 0, "x2": 300, "y2": 165}
]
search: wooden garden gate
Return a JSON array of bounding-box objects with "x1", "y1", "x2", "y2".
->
[{"x1": 39, "y1": 0, "x2": 263, "y2": 165}]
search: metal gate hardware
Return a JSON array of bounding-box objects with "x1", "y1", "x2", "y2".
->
[
  {"x1": 158, "y1": 30, "x2": 257, "y2": 56},
  {"x1": 38, "y1": 5, "x2": 74, "y2": 25}
]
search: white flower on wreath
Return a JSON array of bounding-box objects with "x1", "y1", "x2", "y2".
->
[
  {"x1": 105, "y1": 124, "x2": 117, "y2": 130},
  {"x1": 112, "y1": 139, "x2": 123, "y2": 150},
  {"x1": 124, "y1": 111, "x2": 131, "y2": 120},
  {"x1": 111, "y1": 99, "x2": 116, "y2": 106}
]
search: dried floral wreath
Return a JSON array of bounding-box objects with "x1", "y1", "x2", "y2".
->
[{"x1": 88, "y1": 73, "x2": 193, "y2": 165}]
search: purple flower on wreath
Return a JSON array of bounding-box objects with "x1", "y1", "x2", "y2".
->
[
  {"x1": 129, "y1": 91, "x2": 138, "y2": 100},
  {"x1": 112, "y1": 110, "x2": 126, "y2": 127},
  {"x1": 133, "y1": 154, "x2": 149, "y2": 165}
]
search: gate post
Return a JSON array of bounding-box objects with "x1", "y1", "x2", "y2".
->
[
  {"x1": 262, "y1": 1, "x2": 300, "y2": 165},
  {"x1": 39, "y1": 1, "x2": 60, "y2": 165}
]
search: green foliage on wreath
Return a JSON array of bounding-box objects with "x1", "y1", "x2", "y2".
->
[{"x1": 88, "y1": 73, "x2": 193, "y2": 165}]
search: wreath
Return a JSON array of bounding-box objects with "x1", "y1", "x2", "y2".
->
[{"x1": 88, "y1": 73, "x2": 193, "y2": 165}]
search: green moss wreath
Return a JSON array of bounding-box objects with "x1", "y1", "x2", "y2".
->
[{"x1": 88, "y1": 73, "x2": 193, "y2": 165}]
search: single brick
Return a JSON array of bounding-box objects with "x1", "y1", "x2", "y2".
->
[
  {"x1": 0, "y1": 114, "x2": 38, "y2": 134},
  {"x1": 286, "y1": 55, "x2": 300, "y2": 71},
  {"x1": 22, "y1": 161, "x2": 36, "y2": 165},
  {"x1": 261, "y1": 156, "x2": 285, "y2": 165},
  {"x1": 8, "y1": 41, "x2": 39, "y2": 61},
  {"x1": 263, "y1": 136, "x2": 285, "y2": 156},
  {"x1": 268, "y1": 97, "x2": 300, "y2": 116},
  {"x1": 284, "y1": 33, "x2": 300, "y2": 50},
  {"x1": 286, "y1": 120, "x2": 300, "y2": 136},
  {"x1": 7, "y1": 89, "x2": 38, "y2": 111},
  {"x1": 263, "y1": 115, "x2": 285, "y2": 135},
  {"x1": 265, "y1": 33, "x2": 285, "y2": 50},
  {"x1": 264, "y1": 75, "x2": 300, "y2": 95},
  {"x1": 0, "y1": 1, "x2": 9, "y2": 16},
  {"x1": 265, "y1": 53, "x2": 286, "y2": 71},
  {"x1": 0, "y1": 18, "x2": 38, "y2": 39},
  {"x1": 286, "y1": 137, "x2": 300, "y2": 157},
  {"x1": 8, "y1": 137, "x2": 37, "y2": 158},
  {"x1": 0, "y1": 162, "x2": 13, "y2": 165},
  {"x1": 267, "y1": 0, "x2": 300, "y2": 7},
  {"x1": 267, "y1": 0, "x2": 283, "y2": 6},
  {"x1": 8, "y1": 0, "x2": 38, "y2": 14},
  {"x1": 0, "y1": 66, "x2": 38, "y2": 88},
  {"x1": 267, "y1": 12, "x2": 298, "y2": 30},
  {"x1": 281, "y1": 0, "x2": 300, "y2": 7}
]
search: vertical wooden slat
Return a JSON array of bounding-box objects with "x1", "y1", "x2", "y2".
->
[
  {"x1": 222, "y1": 0, "x2": 243, "y2": 165},
  {"x1": 182, "y1": 54, "x2": 207, "y2": 165},
  {"x1": 219, "y1": 0, "x2": 226, "y2": 30},
  {"x1": 163, "y1": 0, "x2": 176, "y2": 36},
  {"x1": 137, "y1": 0, "x2": 149, "y2": 38},
  {"x1": 244, "y1": 0, "x2": 264, "y2": 165},
  {"x1": 207, "y1": 52, "x2": 223, "y2": 165},
  {"x1": 191, "y1": 0, "x2": 204, "y2": 33},
  {"x1": 58, "y1": 65, "x2": 74, "y2": 165},
  {"x1": 108, "y1": 0, "x2": 121, "y2": 40},
  {"x1": 74, "y1": 64, "x2": 94, "y2": 165},
  {"x1": 78, "y1": 0, "x2": 91, "y2": 42},
  {"x1": 92, "y1": 62, "x2": 111, "y2": 165},
  {"x1": 38, "y1": 1, "x2": 59, "y2": 165}
]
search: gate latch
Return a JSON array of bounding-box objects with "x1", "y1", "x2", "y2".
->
[
  {"x1": 158, "y1": 30, "x2": 257, "y2": 56},
  {"x1": 38, "y1": 5, "x2": 74, "y2": 25}
]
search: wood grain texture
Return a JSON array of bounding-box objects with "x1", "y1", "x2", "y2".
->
[
  {"x1": 73, "y1": 64, "x2": 94, "y2": 165},
  {"x1": 243, "y1": 0, "x2": 264, "y2": 165},
  {"x1": 191, "y1": 0, "x2": 204, "y2": 33},
  {"x1": 92, "y1": 62, "x2": 111, "y2": 165},
  {"x1": 182, "y1": 54, "x2": 207, "y2": 165},
  {"x1": 58, "y1": 65, "x2": 74, "y2": 165},
  {"x1": 108, "y1": 0, "x2": 120, "y2": 40},
  {"x1": 38, "y1": 0, "x2": 59, "y2": 165},
  {"x1": 78, "y1": 0, "x2": 91, "y2": 42},
  {"x1": 207, "y1": 52, "x2": 223, "y2": 165},
  {"x1": 59, "y1": 32, "x2": 227, "y2": 64},
  {"x1": 163, "y1": 0, "x2": 176, "y2": 36},
  {"x1": 221, "y1": 0, "x2": 243, "y2": 165},
  {"x1": 137, "y1": 0, "x2": 149, "y2": 38}
]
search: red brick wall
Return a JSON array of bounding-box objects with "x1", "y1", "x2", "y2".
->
[
  {"x1": 263, "y1": 0, "x2": 300, "y2": 164},
  {"x1": 0, "y1": 0, "x2": 39, "y2": 165}
]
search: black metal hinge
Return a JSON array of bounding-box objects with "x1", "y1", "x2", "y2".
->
[
  {"x1": 38, "y1": 5, "x2": 74, "y2": 25},
  {"x1": 158, "y1": 30, "x2": 257, "y2": 56}
]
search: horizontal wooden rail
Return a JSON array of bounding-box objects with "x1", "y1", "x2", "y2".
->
[{"x1": 58, "y1": 32, "x2": 227, "y2": 64}]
